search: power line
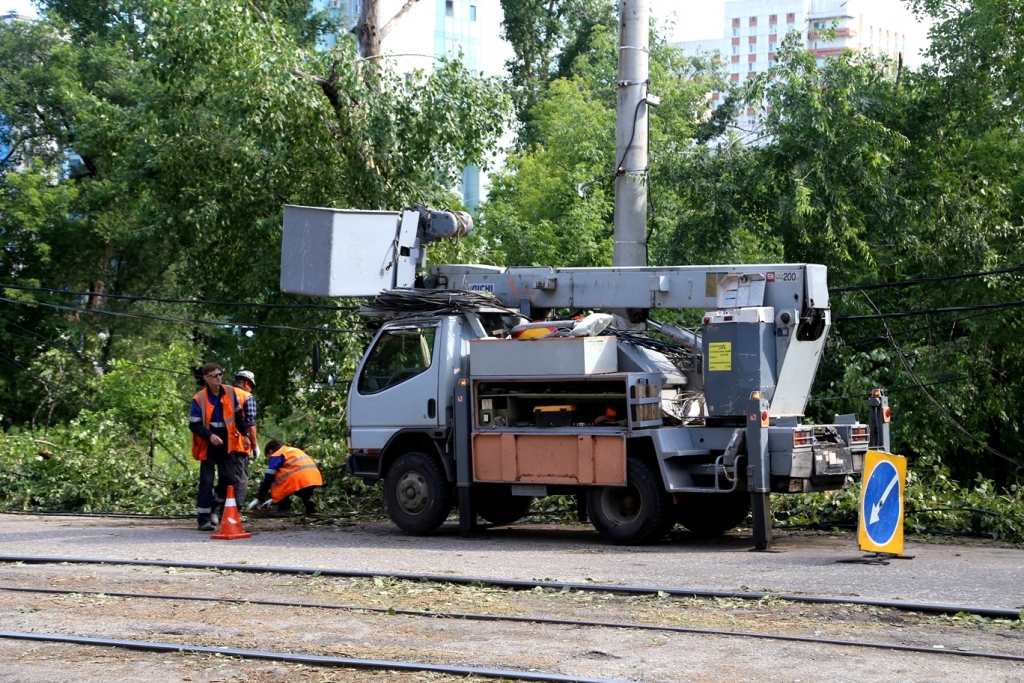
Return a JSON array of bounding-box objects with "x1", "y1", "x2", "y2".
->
[
  {"x1": 835, "y1": 300, "x2": 1024, "y2": 322},
  {"x1": 0, "y1": 283, "x2": 361, "y2": 311},
  {"x1": 0, "y1": 318, "x2": 350, "y2": 393},
  {"x1": 807, "y1": 359, "x2": 1024, "y2": 403},
  {"x1": 833, "y1": 303, "x2": 1021, "y2": 349},
  {"x1": 832, "y1": 264, "x2": 1024, "y2": 294},
  {"x1": 0, "y1": 297, "x2": 373, "y2": 335},
  {"x1": 860, "y1": 292, "x2": 1024, "y2": 469}
]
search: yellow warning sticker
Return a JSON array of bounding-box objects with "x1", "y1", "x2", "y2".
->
[{"x1": 707, "y1": 342, "x2": 732, "y2": 371}]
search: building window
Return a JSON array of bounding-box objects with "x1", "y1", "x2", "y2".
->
[
  {"x1": 750, "y1": 43, "x2": 756, "y2": 53},
  {"x1": 470, "y1": 4, "x2": 476, "y2": 20},
  {"x1": 787, "y1": 13, "x2": 795, "y2": 22},
  {"x1": 749, "y1": 62, "x2": 755, "y2": 71},
  {"x1": 770, "y1": 24, "x2": 777, "y2": 34},
  {"x1": 446, "y1": 0, "x2": 453, "y2": 17},
  {"x1": 732, "y1": 45, "x2": 739, "y2": 54},
  {"x1": 732, "y1": 27, "x2": 739, "y2": 37},
  {"x1": 731, "y1": 62, "x2": 739, "y2": 73},
  {"x1": 750, "y1": 26, "x2": 757, "y2": 36}
]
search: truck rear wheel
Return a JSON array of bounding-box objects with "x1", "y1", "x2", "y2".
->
[
  {"x1": 473, "y1": 485, "x2": 533, "y2": 526},
  {"x1": 587, "y1": 458, "x2": 673, "y2": 545},
  {"x1": 674, "y1": 491, "x2": 751, "y2": 537},
  {"x1": 384, "y1": 452, "x2": 453, "y2": 534}
]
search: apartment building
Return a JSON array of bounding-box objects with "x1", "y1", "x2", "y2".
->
[
  {"x1": 671, "y1": 1, "x2": 926, "y2": 133},
  {"x1": 674, "y1": 0, "x2": 925, "y2": 82}
]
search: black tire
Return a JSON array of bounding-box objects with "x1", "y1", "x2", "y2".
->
[
  {"x1": 587, "y1": 458, "x2": 673, "y2": 545},
  {"x1": 384, "y1": 452, "x2": 453, "y2": 534},
  {"x1": 674, "y1": 491, "x2": 751, "y2": 537},
  {"x1": 473, "y1": 485, "x2": 533, "y2": 526}
]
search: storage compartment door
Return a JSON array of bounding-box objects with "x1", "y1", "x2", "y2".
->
[{"x1": 471, "y1": 433, "x2": 626, "y2": 485}]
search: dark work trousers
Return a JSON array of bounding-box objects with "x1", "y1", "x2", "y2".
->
[
  {"x1": 215, "y1": 451, "x2": 250, "y2": 510},
  {"x1": 197, "y1": 440, "x2": 230, "y2": 525},
  {"x1": 276, "y1": 486, "x2": 318, "y2": 515}
]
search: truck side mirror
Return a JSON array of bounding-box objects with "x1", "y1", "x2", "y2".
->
[{"x1": 311, "y1": 340, "x2": 321, "y2": 376}]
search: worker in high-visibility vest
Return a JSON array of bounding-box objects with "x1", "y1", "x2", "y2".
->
[
  {"x1": 249, "y1": 440, "x2": 323, "y2": 515},
  {"x1": 213, "y1": 370, "x2": 258, "y2": 511},
  {"x1": 189, "y1": 362, "x2": 247, "y2": 531}
]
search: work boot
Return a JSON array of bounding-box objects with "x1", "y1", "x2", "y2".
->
[{"x1": 198, "y1": 517, "x2": 215, "y2": 531}]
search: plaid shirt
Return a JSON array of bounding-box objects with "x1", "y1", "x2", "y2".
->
[{"x1": 240, "y1": 392, "x2": 257, "y2": 428}]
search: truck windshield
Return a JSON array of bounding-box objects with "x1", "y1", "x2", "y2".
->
[{"x1": 357, "y1": 326, "x2": 437, "y2": 394}]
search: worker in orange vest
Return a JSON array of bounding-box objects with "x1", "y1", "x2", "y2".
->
[
  {"x1": 189, "y1": 362, "x2": 247, "y2": 531},
  {"x1": 248, "y1": 440, "x2": 323, "y2": 515},
  {"x1": 213, "y1": 370, "x2": 259, "y2": 512}
]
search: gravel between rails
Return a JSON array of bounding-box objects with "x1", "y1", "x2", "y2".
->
[{"x1": 1, "y1": 562, "x2": 1023, "y2": 682}]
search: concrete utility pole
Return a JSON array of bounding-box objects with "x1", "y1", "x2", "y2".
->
[{"x1": 613, "y1": 0, "x2": 649, "y2": 267}]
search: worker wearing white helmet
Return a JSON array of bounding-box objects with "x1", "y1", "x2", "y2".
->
[{"x1": 213, "y1": 369, "x2": 259, "y2": 514}]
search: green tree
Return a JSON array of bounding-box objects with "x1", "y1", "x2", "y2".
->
[
  {"x1": 499, "y1": 0, "x2": 617, "y2": 144},
  {"x1": 480, "y1": 23, "x2": 723, "y2": 268}
]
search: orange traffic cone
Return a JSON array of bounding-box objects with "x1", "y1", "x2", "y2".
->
[{"x1": 211, "y1": 485, "x2": 251, "y2": 540}]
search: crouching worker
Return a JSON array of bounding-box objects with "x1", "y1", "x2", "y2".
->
[{"x1": 249, "y1": 440, "x2": 323, "y2": 515}]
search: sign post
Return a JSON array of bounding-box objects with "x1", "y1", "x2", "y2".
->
[{"x1": 858, "y1": 450, "x2": 908, "y2": 556}]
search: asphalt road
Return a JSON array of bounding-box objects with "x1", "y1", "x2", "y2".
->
[{"x1": 2, "y1": 514, "x2": 1022, "y2": 609}]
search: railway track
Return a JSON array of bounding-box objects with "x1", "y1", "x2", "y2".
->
[
  {"x1": 2, "y1": 583, "x2": 1022, "y2": 664},
  {"x1": 2, "y1": 554, "x2": 1019, "y2": 619},
  {"x1": 0, "y1": 630, "x2": 622, "y2": 683}
]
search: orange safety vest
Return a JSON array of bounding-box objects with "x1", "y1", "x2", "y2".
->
[
  {"x1": 269, "y1": 446, "x2": 323, "y2": 503},
  {"x1": 191, "y1": 385, "x2": 247, "y2": 461}
]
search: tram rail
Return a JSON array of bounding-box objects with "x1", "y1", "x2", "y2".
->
[
  {"x1": 2, "y1": 554, "x2": 1019, "y2": 620},
  {"x1": 0, "y1": 630, "x2": 621, "y2": 683},
  {"x1": 2, "y1": 584, "x2": 1022, "y2": 663}
]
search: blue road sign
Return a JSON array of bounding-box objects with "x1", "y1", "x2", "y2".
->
[{"x1": 864, "y1": 458, "x2": 905, "y2": 544}]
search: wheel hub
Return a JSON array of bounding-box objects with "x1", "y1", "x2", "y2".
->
[
  {"x1": 395, "y1": 470, "x2": 430, "y2": 515},
  {"x1": 599, "y1": 484, "x2": 643, "y2": 527}
]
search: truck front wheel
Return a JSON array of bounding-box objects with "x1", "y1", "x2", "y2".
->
[
  {"x1": 587, "y1": 458, "x2": 673, "y2": 545},
  {"x1": 384, "y1": 452, "x2": 453, "y2": 534}
]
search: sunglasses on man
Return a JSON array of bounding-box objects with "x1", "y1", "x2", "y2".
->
[{"x1": 205, "y1": 372, "x2": 223, "y2": 378}]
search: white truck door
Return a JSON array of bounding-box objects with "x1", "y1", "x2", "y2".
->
[{"x1": 349, "y1": 322, "x2": 441, "y2": 449}]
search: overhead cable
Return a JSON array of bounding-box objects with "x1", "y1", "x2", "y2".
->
[
  {"x1": 835, "y1": 299, "x2": 1024, "y2": 321},
  {"x1": 833, "y1": 264, "x2": 1024, "y2": 294},
  {"x1": 861, "y1": 292, "x2": 1024, "y2": 469},
  {"x1": 0, "y1": 296, "x2": 372, "y2": 335},
  {"x1": 0, "y1": 282, "x2": 359, "y2": 311}
]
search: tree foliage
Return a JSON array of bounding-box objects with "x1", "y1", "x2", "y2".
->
[
  {"x1": 0, "y1": 0, "x2": 508, "y2": 428},
  {"x1": 499, "y1": 0, "x2": 616, "y2": 145},
  {"x1": 481, "y1": 20, "x2": 726, "y2": 268}
]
